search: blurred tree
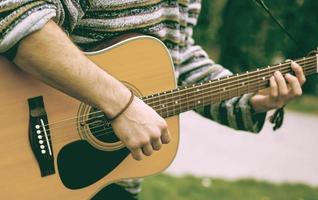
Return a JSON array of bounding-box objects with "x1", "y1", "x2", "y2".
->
[{"x1": 194, "y1": 0, "x2": 318, "y2": 95}]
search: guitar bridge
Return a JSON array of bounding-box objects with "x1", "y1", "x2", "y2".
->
[{"x1": 28, "y1": 96, "x2": 55, "y2": 177}]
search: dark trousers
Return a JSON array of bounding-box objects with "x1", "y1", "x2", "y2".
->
[{"x1": 91, "y1": 183, "x2": 138, "y2": 200}]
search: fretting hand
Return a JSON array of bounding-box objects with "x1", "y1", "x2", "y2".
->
[{"x1": 250, "y1": 61, "x2": 306, "y2": 113}]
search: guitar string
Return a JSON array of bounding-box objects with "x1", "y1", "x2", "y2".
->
[
  {"x1": 147, "y1": 60, "x2": 317, "y2": 112},
  {"x1": 41, "y1": 61, "x2": 316, "y2": 137},
  {"x1": 39, "y1": 66, "x2": 317, "y2": 143},
  {"x1": 137, "y1": 56, "x2": 316, "y2": 106},
  {"x1": 42, "y1": 59, "x2": 316, "y2": 131},
  {"x1": 143, "y1": 56, "x2": 316, "y2": 103},
  {"x1": 39, "y1": 67, "x2": 318, "y2": 146},
  {"x1": 41, "y1": 60, "x2": 316, "y2": 135},
  {"x1": 42, "y1": 56, "x2": 316, "y2": 129},
  {"x1": 38, "y1": 61, "x2": 316, "y2": 145},
  {"x1": 84, "y1": 67, "x2": 318, "y2": 139}
]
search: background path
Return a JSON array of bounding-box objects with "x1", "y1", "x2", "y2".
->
[{"x1": 166, "y1": 111, "x2": 318, "y2": 186}]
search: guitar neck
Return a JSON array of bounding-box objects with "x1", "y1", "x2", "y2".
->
[{"x1": 142, "y1": 55, "x2": 318, "y2": 118}]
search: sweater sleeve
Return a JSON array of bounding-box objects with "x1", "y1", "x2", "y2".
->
[
  {"x1": 0, "y1": 0, "x2": 89, "y2": 53},
  {"x1": 177, "y1": 45, "x2": 266, "y2": 133}
]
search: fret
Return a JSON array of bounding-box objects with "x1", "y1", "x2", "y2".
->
[
  {"x1": 195, "y1": 83, "x2": 203, "y2": 108},
  {"x1": 168, "y1": 91, "x2": 174, "y2": 116},
  {"x1": 267, "y1": 65, "x2": 271, "y2": 82},
  {"x1": 184, "y1": 85, "x2": 190, "y2": 111},
  {"x1": 191, "y1": 85, "x2": 198, "y2": 110},
  {"x1": 151, "y1": 93, "x2": 160, "y2": 114},
  {"x1": 225, "y1": 76, "x2": 230, "y2": 103},
  {"x1": 157, "y1": 92, "x2": 162, "y2": 116},
  {"x1": 256, "y1": 68, "x2": 260, "y2": 91},
  {"x1": 160, "y1": 91, "x2": 167, "y2": 117},
  {"x1": 174, "y1": 88, "x2": 180, "y2": 116},
  {"x1": 217, "y1": 78, "x2": 221, "y2": 102},
  {"x1": 176, "y1": 87, "x2": 185, "y2": 114},
  {"x1": 175, "y1": 88, "x2": 184, "y2": 115},
  {"x1": 234, "y1": 74, "x2": 239, "y2": 97},
  {"x1": 245, "y1": 71, "x2": 249, "y2": 94},
  {"x1": 146, "y1": 94, "x2": 154, "y2": 111}
]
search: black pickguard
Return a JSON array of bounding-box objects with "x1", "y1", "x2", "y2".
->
[{"x1": 57, "y1": 140, "x2": 129, "y2": 189}]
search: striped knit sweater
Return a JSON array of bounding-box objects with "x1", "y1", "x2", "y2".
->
[{"x1": 0, "y1": 0, "x2": 266, "y2": 195}]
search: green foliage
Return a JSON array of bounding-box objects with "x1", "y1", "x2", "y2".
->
[
  {"x1": 286, "y1": 95, "x2": 318, "y2": 114},
  {"x1": 140, "y1": 174, "x2": 318, "y2": 200},
  {"x1": 193, "y1": 0, "x2": 318, "y2": 95}
]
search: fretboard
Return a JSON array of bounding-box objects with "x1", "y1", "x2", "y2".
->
[{"x1": 142, "y1": 55, "x2": 317, "y2": 118}]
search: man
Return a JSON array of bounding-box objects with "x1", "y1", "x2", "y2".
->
[{"x1": 0, "y1": 0, "x2": 306, "y2": 199}]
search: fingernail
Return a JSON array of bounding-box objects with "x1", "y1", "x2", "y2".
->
[{"x1": 291, "y1": 61, "x2": 298, "y2": 67}]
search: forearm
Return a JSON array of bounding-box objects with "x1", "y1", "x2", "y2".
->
[{"x1": 13, "y1": 20, "x2": 130, "y2": 117}]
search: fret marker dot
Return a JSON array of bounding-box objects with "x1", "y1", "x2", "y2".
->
[
  {"x1": 197, "y1": 101, "x2": 201, "y2": 104},
  {"x1": 175, "y1": 101, "x2": 178, "y2": 104},
  {"x1": 262, "y1": 77, "x2": 266, "y2": 80},
  {"x1": 196, "y1": 89, "x2": 200, "y2": 92}
]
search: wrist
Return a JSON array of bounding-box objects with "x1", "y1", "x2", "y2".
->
[
  {"x1": 249, "y1": 94, "x2": 270, "y2": 113},
  {"x1": 107, "y1": 89, "x2": 134, "y2": 122},
  {"x1": 100, "y1": 83, "x2": 132, "y2": 118}
]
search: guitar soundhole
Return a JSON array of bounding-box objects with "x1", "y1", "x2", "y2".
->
[{"x1": 87, "y1": 107, "x2": 120, "y2": 143}]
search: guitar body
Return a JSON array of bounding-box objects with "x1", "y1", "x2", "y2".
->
[{"x1": 0, "y1": 36, "x2": 179, "y2": 199}]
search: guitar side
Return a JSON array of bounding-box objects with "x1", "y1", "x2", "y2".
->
[{"x1": 0, "y1": 36, "x2": 179, "y2": 199}]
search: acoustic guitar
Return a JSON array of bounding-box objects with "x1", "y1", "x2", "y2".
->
[{"x1": 0, "y1": 35, "x2": 317, "y2": 199}]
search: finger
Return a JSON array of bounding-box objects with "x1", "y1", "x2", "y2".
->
[
  {"x1": 274, "y1": 71, "x2": 289, "y2": 99},
  {"x1": 291, "y1": 61, "x2": 306, "y2": 85},
  {"x1": 161, "y1": 129, "x2": 171, "y2": 144},
  {"x1": 131, "y1": 148, "x2": 143, "y2": 161},
  {"x1": 151, "y1": 138, "x2": 162, "y2": 151},
  {"x1": 285, "y1": 74, "x2": 302, "y2": 97},
  {"x1": 269, "y1": 76, "x2": 278, "y2": 99},
  {"x1": 142, "y1": 143, "x2": 153, "y2": 156}
]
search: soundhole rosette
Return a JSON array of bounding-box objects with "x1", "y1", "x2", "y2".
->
[{"x1": 77, "y1": 104, "x2": 125, "y2": 151}]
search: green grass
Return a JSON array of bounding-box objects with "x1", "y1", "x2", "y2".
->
[
  {"x1": 285, "y1": 95, "x2": 318, "y2": 115},
  {"x1": 140, "y1": 174, "x2": 318, "y2": 200}
]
